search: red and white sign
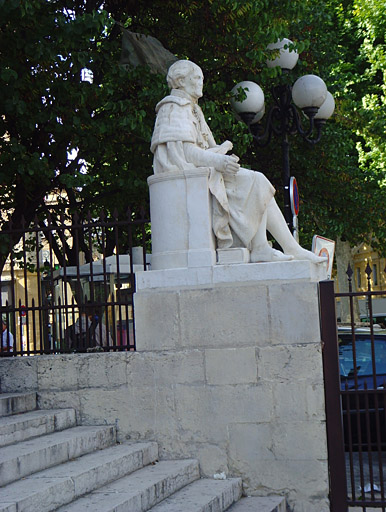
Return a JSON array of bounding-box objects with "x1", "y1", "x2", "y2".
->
[{"x1": 290, "y1": 177, "x2": 299, "y2": 217}]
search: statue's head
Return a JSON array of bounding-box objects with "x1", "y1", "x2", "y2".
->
[{"x1": 167, "y1": 60, "x2": 203, "y2": 100}]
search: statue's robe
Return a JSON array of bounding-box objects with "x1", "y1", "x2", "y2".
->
[{"x1": 150, "y1": 89, "x2": 275, "y2": 249}]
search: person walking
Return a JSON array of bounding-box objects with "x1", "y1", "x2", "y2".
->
[{"x1": 1, "y1": 315, "x2": 14, "y2": 353}]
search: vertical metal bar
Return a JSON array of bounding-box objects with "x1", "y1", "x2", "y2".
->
[
  {"x1": 85, "y1": 214, "x2": 95, "y2": 351},
  {"x1": 34, "y1": 220, "x2": 43, "y2": 354},
  {"x1": 319, "y1": 279, "x2": 348, "y2": 512},
  {"x1": 111, "y1": 290, "x2": 116, "y2": 350},
  {"x1": 100, "y1": 212, "x2": 110, "y2": 350},
  {"x1": 44, "y1": 214, "x2": 55, "y2": 354},
  {"x1": 8, "y1": 225, "x2": 16, "y2": 353},
  {"x1": 363, "y1": 383, "x2": 375, "y2": 501},
  {"x1": 18, "y1": 298, "x2": 23, "y2": 355},
  {"x1": 73, "y1": 214, "x2": 83, "y2": 351},
  {"x1": 344, "y1": 384, "x2": 356, "y2": 502},
  {"x1": 383, "y1": 391, "x2": 386, "y2": 510},
  {"x1": 71, "y1": 296, "x2": 76, "y2": 352},
  {"x1": 113, "y1": 211, "x2": 123, "y2": 350},
  {"x1": 59, "y1": 216, "x2": 69, "y2": 351},
  {"x1": 21, "y1": 221, "x2": 29, "y2": 354},
  {"x1": 86, "y1": 212, "x2": 95, "y2": 306},
  {"x1": 31, "y1": 297, "x2": 37, "y2": 354},
  {"x1": 354, "y1": 361, "x2": 366, "y2": 503},
  {"x1": 57, "y1": 296, "x2": 63, "y2": 353},
  {"x1": 367, "y1": 275, "x2": 385, "y2": 504},
  {"x1": 127, "y1": 208, "x2": 134, "y2": 352}
]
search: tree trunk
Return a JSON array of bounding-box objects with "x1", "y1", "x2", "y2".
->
[{"x1": 335, "y1": 237, "x2": 360, "y2": 324}]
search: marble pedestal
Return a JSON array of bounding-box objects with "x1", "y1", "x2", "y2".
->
[{"x1": 148, "y1": 168, "x2": 217, "y2": 270}]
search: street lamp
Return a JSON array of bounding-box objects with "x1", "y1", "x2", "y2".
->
[{"x1": 231, "y1": 38, "x2": 335, "y2": 239}]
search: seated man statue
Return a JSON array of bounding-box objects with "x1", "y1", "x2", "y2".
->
[{"x1": 151, "y1": 59, "x2": 326, "y2": 264}]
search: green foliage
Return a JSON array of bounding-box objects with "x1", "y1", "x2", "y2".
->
[
  {"x1": 240, "y1": 0, "x2": 386, "y2": 255},
  {"x1": 1, "y1": 0, "x2": 386, "y2": 265},
  {"x1": 0, "y1": 0, "x2": 306, "y2": 228}
]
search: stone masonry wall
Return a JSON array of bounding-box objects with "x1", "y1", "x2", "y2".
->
[{"x1": 0, "y1": 276, "x2": 329, "y2": 512}]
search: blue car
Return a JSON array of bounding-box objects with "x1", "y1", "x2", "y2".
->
[
  {"x1": 338, "y1": 331, "x2": 386, "y2": 449},
  {"x1": 339, "y1": 333, "x2": 386, "y2": 390}
]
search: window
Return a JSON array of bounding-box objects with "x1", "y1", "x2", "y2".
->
[
  {"x1": 373, "y1": 264, "x2": 378, "y2": 286},
  {"x1": 339, "y1": 337, "x2": 386, "y2": 378},
  {"x1": 356, "y1": 267, "x2": 361, "y2": 288}
]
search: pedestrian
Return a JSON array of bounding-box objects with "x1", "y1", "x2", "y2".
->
[
  {"x1": 66, "y1": 304, "x2": 112, "y2": 352},
  {"x1": 1, "y1": 315, "x2": 14, "y2": 353}
]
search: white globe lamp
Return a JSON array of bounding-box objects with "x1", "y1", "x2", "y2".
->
[
  {"x1": 266, "y1": 38, "x2": 299, "y2": 70},
  {"x1": 292, "y1": 74, "x2": 327, "y2": 117},
  {"x1": 231, "y1": 81, "x2": 264, "y2": 113},
  {"x1": 315, "y1": 91, "x2": 335, "y2": 120}
]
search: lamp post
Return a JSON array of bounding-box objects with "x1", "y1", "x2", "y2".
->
[{"x1": 231, "y1": 38, "x2": 335, "y2": 239}]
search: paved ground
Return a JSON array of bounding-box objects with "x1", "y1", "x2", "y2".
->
[
  {"x1": 349, "y1": 507, "x2": 382, "y2": 512},
  {"x1": 346, "y1": 452, "x2": 386, "y2": 510}
]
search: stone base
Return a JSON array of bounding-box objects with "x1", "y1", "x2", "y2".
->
[
  {"x1": 134, "y1": 261, "x2": 327, "y2": 354},
  {"x1": 136, "y1": 259, "x2": 327, "y2": 291},
  {"x1": 217, "y1": 248, "x2": 250, "y2": 264},
  {"x1": 151, "y1": 248, "x2": 216, "y2": 270}
]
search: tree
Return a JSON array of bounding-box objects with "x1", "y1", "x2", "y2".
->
[
  {"x1": 0, "y1": 0, "x2": 159, "y2": 268},
  {"x1": 287, "y1": 0, "x2": 386, "y2": 319},
  {"x1": 1, "y1": 0, "x2": 311, "y2": 269},
  {"x1": 2, "y1": 0, "x2": 385, "y2": 279}
]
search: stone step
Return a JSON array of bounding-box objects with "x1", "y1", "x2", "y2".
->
[
  {"x1": 227, "y1": 496, "x2": 287, "y2": 512},
  {"x1": 55, "y1": 459, "x2": 200, "y2": 512},
  {"x1": 149, "y1": 477, "x2": 243, "y2": 511},
  {"x1": 0, "y1": 441, "x2": 158, "y2": 512},
  {"x1": 0, "y1": 392, "x2": 36, "y2": 417},
  {"x1": 0, "y1": 408, "x2": 76, "y2": 447},
  {"x1": 0, "y1": 424, "x2": 116, "y2": 487}
]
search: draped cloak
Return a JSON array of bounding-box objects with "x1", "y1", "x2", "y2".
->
[{"x1": 150, "y1": 90, "x2": 275, "y2": 249}]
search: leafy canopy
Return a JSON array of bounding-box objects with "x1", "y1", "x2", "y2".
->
[{"x1": 1, "y1": 0, "x2": 386, "y2": 265}]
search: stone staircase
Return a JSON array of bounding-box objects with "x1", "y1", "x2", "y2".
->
[{"x1": 0, "y1": 392, "x2": 286, "y2": 511}]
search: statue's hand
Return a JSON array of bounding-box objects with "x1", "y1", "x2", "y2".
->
[
  {"x1": 208, "y1": 140, "x2": 233, "y2": 155},
  {"x1": 219, "y1": 140, "x2": 233, "y2": 154},
  {"x1": 221, "y1": 154, "x2": 240, "y2": 175}
]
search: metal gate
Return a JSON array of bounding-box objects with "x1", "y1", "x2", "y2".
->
[
  {"x1": 0, "y1": 209, "x2": 149, "y2": 355},
  {"x1": 321, "y1": 266, "x2": 386, "y2": 511}
]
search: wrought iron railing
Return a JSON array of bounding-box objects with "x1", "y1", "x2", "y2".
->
[
  {"x1": 0, "y1": 209, "x2": 149, "y2": 356},
  {"x1": 321, "y1": 264, "x2": 386, "y2": 512}
]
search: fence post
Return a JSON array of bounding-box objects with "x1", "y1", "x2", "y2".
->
[{"x1": 319, "y1": 279, "x2": 348, "y2": 512}]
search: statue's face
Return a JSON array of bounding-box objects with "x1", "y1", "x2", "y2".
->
[{"x1": 180, "y1": 67, "x2": 204, "y2": 99}]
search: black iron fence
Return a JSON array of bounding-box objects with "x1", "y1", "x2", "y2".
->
[
  {"x1": 321, "y1": 264, "x2": 386, "y2": 511},
  {"x1": 0, "y1": 209, "x2": 149, "y2": 356}
]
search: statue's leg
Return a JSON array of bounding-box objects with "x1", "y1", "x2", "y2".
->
[
  {"x1": 266, "y1": 198, "x2": 327, "y2": 264},
  {"x1": 250, "y1": 210, "x2": 294, "y2": 262}
]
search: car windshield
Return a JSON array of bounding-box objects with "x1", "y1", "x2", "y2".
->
[{"x1": 339, "y1": 337, "x2": 386, "y2": 378}]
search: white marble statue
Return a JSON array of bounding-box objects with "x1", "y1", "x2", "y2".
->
[{"x1": 150, "y1": 59, "x2": 326, "y2": 264}]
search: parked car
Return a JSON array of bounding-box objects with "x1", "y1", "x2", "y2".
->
[
  {"x1": 339, "y1": 332, "x2": 386, "y2": 390},
  {"x1": 338, "y1": 330, "x2": 386, "y2": 449}
]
